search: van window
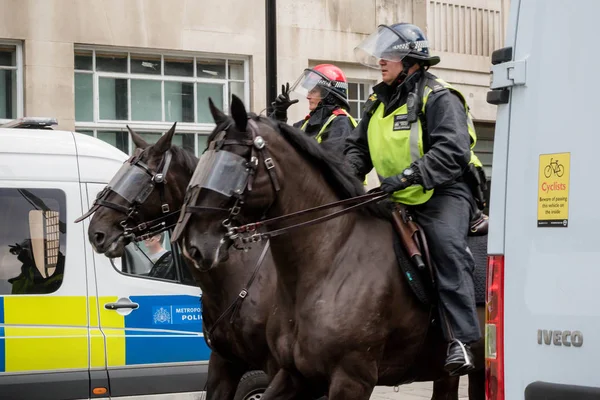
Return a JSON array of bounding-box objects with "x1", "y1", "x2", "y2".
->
[
  {"x1": 0, "y1": 188, "x2": 66, "y2": 295},
  {"x1": 110, "y1": 230, "x2": 195, "y2": 286}
]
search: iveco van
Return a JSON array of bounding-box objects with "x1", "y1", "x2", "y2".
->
[{"x1": 486, "y1": 0, "x2": 600, "y2": 398}]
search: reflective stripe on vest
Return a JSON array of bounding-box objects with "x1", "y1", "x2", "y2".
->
[
  {"x1": 367, "y1": 77, "x2": 482, "y2": 205},
  {"x1": 301, "y1": 109, "x2": 358, "y2": 144},
  {"x1": 367, "y1": 101, "x2": 433, "y2": 205}
]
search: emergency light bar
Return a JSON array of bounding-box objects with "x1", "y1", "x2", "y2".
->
[{"x1": 1, "y1": 117, "x2": 58, "y2": 129}]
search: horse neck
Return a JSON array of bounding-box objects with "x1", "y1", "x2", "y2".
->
[
  {"x1": 195, "y1": 245, "x2": 262, "y2": 318},
  {"x1": 264, "y1": 140, "x2": 356, "y2": 294}
]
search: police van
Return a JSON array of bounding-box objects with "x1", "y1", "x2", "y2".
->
[
  {"x1": 486, "y1": 0, "x2": 600, "y2": 398},
  {"x1": 0, "y1": 118, "x2": 210, "y2": 399}
]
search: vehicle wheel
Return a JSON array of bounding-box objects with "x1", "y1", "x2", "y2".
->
[
  {"x1": 233, "y1": 370, "x2": 269, "y2": 400},
  {"x1": 544, "y1": 165, "x2": 552, "y2": 178}
]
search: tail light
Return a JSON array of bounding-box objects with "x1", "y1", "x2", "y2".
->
[{"x1": 485, "y1": 255, "x2": 505, "y2": 400}]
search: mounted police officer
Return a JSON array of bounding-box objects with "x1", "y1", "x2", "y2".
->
[
  {"x1": 270, "y1": 64, "x2": 357, "y2": 156},
  {"x1": 344, "y1": 23, "x2": 487, "y2": 376}
]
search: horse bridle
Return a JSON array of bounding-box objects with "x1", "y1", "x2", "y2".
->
[
  {"x1": 175, "y1": 117, "x2": 388, "y2": 250},
  {"x1": 172, "y1": 118, "x2": 282, "y2": 248},
  {"x1": 75, "y1": 149, "x2": 180, "y2": 241}
]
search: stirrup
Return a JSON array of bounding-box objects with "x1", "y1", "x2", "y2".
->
[{"x1": 444, "y1": 339, "x2": 475, "y2": 376}]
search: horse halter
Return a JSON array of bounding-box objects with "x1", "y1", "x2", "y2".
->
[
  {"x1": 171, "y1": 118, "x2": 281, "y2": 248},
  {"x1": 74, "y1": 149, "x2": 179, "y2": 240}
]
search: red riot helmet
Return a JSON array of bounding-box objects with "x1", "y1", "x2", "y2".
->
[{"x1": 289, "y1": 64, "x2": 350, "y2": 109}]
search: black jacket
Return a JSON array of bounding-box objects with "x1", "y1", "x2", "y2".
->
[
  {"x1": 343, "y1": 70, "x2": 472, "y2": 191},
  {"x1": 271, "y1": 104, "x2": 355, "y2": 157}
]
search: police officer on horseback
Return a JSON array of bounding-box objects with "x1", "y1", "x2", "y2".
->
[
  {"x1": 344, "y1": 23, "x2": 487, "y2": 376},
  {"x1": 270, "y1": 64, "x2": 357, "y2": 156}
]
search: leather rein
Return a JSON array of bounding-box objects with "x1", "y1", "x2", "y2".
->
[{"x1": 181, "y1": 118, "x2": 389, "y2": 250}]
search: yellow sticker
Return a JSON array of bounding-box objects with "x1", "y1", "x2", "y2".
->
[{"x1": 538, "y1": 152, "x2": 570, "y2": 227}]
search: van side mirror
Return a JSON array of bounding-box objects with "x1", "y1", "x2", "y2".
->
[{"x1": 28, "y1": 210, "x2": 60, "y2": 278}]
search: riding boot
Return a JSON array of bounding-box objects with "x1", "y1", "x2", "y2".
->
[{"x1": 444, "y1": 339, "x2": 475, "y2": 376}]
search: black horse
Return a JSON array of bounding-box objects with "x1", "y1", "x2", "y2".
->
[
  {"x1": 172, "y1": 95, "x2": 486, "y2": 400},
  {"x1": 81, "y1": 124, "x2": 278, "y2": 400}
]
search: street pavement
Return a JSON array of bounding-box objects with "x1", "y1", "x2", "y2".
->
[{"x1": 370, "y1": 377, "x2": 469, "y2": 399}]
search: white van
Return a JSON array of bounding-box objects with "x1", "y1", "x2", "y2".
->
[
  {"x1": 0, "y1": 118, "x2": 209, "y2": 399},
  {"x1": 486, "y1": 0, "x2": 600, "y2": 398}
]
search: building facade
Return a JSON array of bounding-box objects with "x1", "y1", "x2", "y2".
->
[{"x1": 0, "y1": 0, "x2": 509, "y2": 184}]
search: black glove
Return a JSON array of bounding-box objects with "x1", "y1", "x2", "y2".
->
[
  {"x1": 271, "y1": 83, "x2": 298, "y2": 121},
  {"x1": 380, "y1": 173, "x2": 411, "y2": 194}
]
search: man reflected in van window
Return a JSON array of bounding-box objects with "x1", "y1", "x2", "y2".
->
[
  {"x1": 7, "y1": 239, "x2": 64, "y2": 294},
  {"x1": 144, "y1": 233, "x2": 169, "y2": 264}
]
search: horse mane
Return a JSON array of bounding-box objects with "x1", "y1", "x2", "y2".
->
[{"x1": 251, "y1": 114, "x2": 391, "y2": 220}]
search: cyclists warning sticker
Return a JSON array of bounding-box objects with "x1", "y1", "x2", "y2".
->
[{"x1": 538, "y1": 152, "x2": 570, "y2": 227}]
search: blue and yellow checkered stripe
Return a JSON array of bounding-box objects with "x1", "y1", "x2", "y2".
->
[{"x1": 0, "y1": 295, "x2": 210, "y2": 373}]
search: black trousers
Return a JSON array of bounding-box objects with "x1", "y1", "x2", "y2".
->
[{"x1": 411, "y1": 182, "x2": 482, "y2": 344}]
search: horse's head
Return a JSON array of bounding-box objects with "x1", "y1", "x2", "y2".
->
[
  {"x1": 80, "y1": 122, "x2": 195, "y2": 258},
  {"x1": 172, "y1": 95, "x2": 282, "y2": 271}
]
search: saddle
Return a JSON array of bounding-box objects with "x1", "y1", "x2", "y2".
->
[{"x1": 391, "y1": 204, "x2": 489, "y2": 285}]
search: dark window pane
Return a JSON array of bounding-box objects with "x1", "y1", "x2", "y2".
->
[
  {"x1": 99, "y1": 78, "x2": 128, "y2": 120},
  {"x1": 197, "y1": 83, "x2": 223, "y2": 123},
  {"x1": 165, "y1": 82, "x2": 194, "y2": 122},
  {"x1": 137, "y1": 132, "x2": 162, "y2": 146},
  {"x1": 361, "y1": 84, "x2": 371, "y2": 100},
  {"x1": 131, "y1": 54, "x2": 161, "y2": 75},
  {"x1": 196, "y1": 59, "x2": 225, "y2": 79},
  {"x1": 0, "y1": 69, "x2": 16, "y2": 119},
  {"x1": 74, "y1": 50, "x2": 93, "y2": 70},
  {"x1": 76, "y1": 130, "x2": 94, "y2": 136},
  {"x1": 96, "y1": 52, "x2": 127, "y2": 73},
  {"x1": 75, "y1": 73, "x2": 93, "y2": 122},
  {"x1": 172, "y1": 133, "x2": 195, "y2": 154},
  {"x1": 0, "y1": 188, "x2": 66, "y2": 295},
  {"x1": 0, "y1": 46, "x2": 16, "y2": 67},
  {"x1": 131, "y1": 80, "x2": 161, "y2": 121},
  {"x1": 228, "y1": 60, "x2": 244, "y2": 80},
  {"x1": 165, "y1": 56, "x2": 194, "y2": 77},
  {"x1": 197, "y1": 135, "x2": 208, "y2": 155},
  {"x1": 349, "y1": 101, "x2": 359, "y2": 119},
  {"x1": 348, "y1": 83, "x2": 358, "y2": 100},
  {"x1": 97, "y1": 130, "x2": 129, "y2": 153}
]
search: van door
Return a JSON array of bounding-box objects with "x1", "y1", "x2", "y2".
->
[
  {"x1": 491, "y1": 0, "x2": 600, "y2": 398},
  {"x1": 84, "y1": 183, "x2": 210, "y2": 398},
  {"x1": 0, "y1": 183, "x2": 91, "y2": 400}
]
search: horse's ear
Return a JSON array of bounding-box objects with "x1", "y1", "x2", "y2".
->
[
  {"x1": 230, "y1": 94, "x2": 247, "y2": 133},
  {"x1": 153, "y1": 122, "x2": 177, "y2": 154},
  {"x1": 209, "y1": 97, "x2": 228, "y2": 125},
  {"x1": 127, "y1": 125, "x2": 149, "y2": 149}
]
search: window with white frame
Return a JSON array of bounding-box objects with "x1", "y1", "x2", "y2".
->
[
  {"x1": 0, "y1": 41, "x2": 23, "y2": 123},
  {"x1": 347, "y1": 81, "x2": 374, "y2": 122},
  {"x1": 74, "y1": 48, "x2": 249, "y2": 155}
]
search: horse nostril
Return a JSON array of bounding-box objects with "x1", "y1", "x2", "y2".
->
[
  {"x1": 189, "y1": 246, "x2": 200, "y2": 260},
  {"x1": 94, "y1": 231, "x2": 106, "y2": 246}
]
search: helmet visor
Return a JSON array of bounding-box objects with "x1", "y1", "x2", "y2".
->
[
  {"x1": 354, "y1": 25, "x2": 417, "y2": 69},
  {"x1": 289, "y1": 69, "x2": 331, "y2": 99}
]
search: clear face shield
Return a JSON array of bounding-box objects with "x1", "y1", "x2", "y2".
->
[
  {"x1": 188, "y1": 150, "x2": 250, "y2": 198},
  {"x1": 289, "y1": 69, "x2": 331, "y2": 100},
  {"x1": 354, "y1": 25, "x2": 419, "y2": 69},
  {"x1": 106, "y1": 161, "x2": 155, "y2": 204}
]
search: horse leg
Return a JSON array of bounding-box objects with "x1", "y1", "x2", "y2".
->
[
  {"x1": 431, "y1": 376, "x2": 460, "y2": 400},
  {"x1": 327, "y1": 354, "x2": 377, "y2": 400},
  {"x1": 467, "y1": 368, "x2": 485, "y2": 400},
  {"x1": 205, "y1": 351, "x2": 247, "y2": 400},
  {"x1": 260, "y1": 368, "x2": 304, "y2": 400}
]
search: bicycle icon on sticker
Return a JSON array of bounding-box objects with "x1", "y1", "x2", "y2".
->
[{"x1": 544, "y1": 158, "x2": 565, "y2": 178}]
